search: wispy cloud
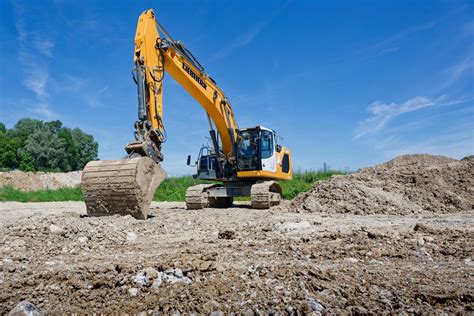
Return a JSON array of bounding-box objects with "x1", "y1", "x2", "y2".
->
[
  {"x1": 355, "y1": 95, "x2": 468, "y2": 139},
  {"x1": 33, "y1": 36, "x2": 55, "y2": 57},
  {"x1": 211, "y1": 1, "x2": 291, "y2": 60},
  {"x1": 14, "y1": 3, "x2": 56, "y2": 120},
  {"x1": 441, "y1": 56, "x2": 474, "y2": 89},
  {"x1": 375, "y1": 121, "x2": 474, "y2": 160},
  {"x1": 32, "y1": 103, "x2": 54, "y2": 120}
]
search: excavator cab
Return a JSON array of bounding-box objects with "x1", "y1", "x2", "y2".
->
[
  {"x1": 191, "y1": 126, "x2": 290, "y2": 181},
  {"x1": 236, "y1": 127, "x2": 274, "y2": 172}
]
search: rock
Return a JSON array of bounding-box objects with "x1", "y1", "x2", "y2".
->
[
  {"x1": 10, "y1": 239, "x2": 27, "y2": 248},
  {"x1": 129, "y1": 287, "x2": 139, "y2": 297},
  {"x1": 144, "y1": 267, "x2": 159, "y2": 279},
  {"x1": 78, "y1": 236, "x2": 88, "y2": 244},
  {"x1": 173, "y1": 268, "x2": 184, "y2": 278},
  {"x1": 49, "y1": 224, "x2": 64, "y2": 235},
  {"x1": 345, "y1": 257, "x2": 359, "y2": 264},
  {"x1": 151, "y1": 273, "x2": 164, "y2": 289},
  {"x1": 417, "y1": 237, "x2": 425, "y2": 246},
  {"x1": 8, "y1": 301, "x2": 41, "y2": 316},
  {"x1": 133, "y1": 273, "x2": 148, "y2": 286},
  {"x1": 116, "y1": 276, "x2": 128, "y2": 286},
  {"x1": 276, "y1": 221, "x2": 311, "y2": 232},
  {"x1": 126, "y1": 232, "x2": 137, "y2": 241},
  {"x1": 307, "y1": 298, "x2": 324, "y2": 312},
  {"x1": 367, "y1": 231, "x2": 377, "y2": 239},
  {"x1": 218, "y1": 230, "x2": 236, "y2": 240}
]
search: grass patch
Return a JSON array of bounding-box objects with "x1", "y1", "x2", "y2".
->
[
  {"x1": 0, "y1": 170, "x2": 345, "y2": 202},
  {"x1": 279, "y1": 170, "x2": 343, "y2": 199},
  {"x1": 0, "y1": 186, "x2": 83, "y2": 202},
  {"x1": 153, "y1": 176, "x2": 214, "y2": 201}
]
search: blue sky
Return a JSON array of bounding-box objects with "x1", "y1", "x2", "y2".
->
[{"x1": 1, "y1": 0, "x2": 473, "y2": 175}]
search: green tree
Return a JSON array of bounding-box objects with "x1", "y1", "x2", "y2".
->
[
  {"x1": 19, "y1": 127, "x2": 68, "y2": 171},
  {"x1": 71, "y1": 128, "x2": 98, "y2": 169},
  {"x1": 58, "y1": 128, "x2": 79, "y2": 171},
  {"x1": 19, "y1": 152, "x2": 35, "y2": 171},
  {"x1": 0, "y1": 126, "x2": 22, "y2": 169},
  {"x1": 0, "y1": 118, "x2": 99, "y2": 172},
  {"x1": 10, "y1": 118, "x2": 43, "y2": 141}
]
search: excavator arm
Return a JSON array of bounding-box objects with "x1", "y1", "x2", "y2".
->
[{"x1": 129, "y1": 10, "x2": 238, "y2": 165}]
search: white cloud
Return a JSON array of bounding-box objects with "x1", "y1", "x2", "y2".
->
[
  {"x1": 355, "y1": 96, "x2": 467, "y2": 139},
  {"x1": 14, "y1": 5, "x2": 56, "y2": 120},
  {"x1": 211, "y1": 1, "x2": 290, "y2": 60},
  {"x1": 33, "y1": 36, "x2": 54, "y2": 57},
  {"x1": 22, "y1": 66, "x2": 49, "y2": 99},
  {"x1": 32, "y1": 103, "x2": 54, "y2": 120},
  {"x1": 442, "y1": 56, "x2": 474, "y2": 89},
  {"x1": 376, "y1": 122, "x2": 474, "y2": 160}
]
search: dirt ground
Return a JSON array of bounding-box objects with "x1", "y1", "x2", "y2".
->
[
  {"x1": 0, "y1": 170, "x2": 81, "y2": 191},
  {"x1": 1, "y1": 201, "x2": 473, "y2": 314}
]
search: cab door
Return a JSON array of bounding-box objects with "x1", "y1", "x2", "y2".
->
[{"x1": 260, "y1": 130, "x2": 276, "y2": 172}]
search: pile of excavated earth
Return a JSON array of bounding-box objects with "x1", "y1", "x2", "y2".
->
[
  {"x1": 291, "y1": 154, "x2": 474, "y2": 215},
  {"x1": 0, "y1": 154, "x2": 473, "y2": 314}
]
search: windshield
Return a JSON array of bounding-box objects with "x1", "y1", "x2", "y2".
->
[{"x1": 237, "y1": 130, "x2": 259, "y2": 170}]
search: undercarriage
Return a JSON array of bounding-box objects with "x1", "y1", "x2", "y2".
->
[{"x1": 185, "y1": 180, "x2": 282, "y2": 210}]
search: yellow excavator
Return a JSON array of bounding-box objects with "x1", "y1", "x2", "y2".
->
[{"x1": 81, "y1": 9, "x2": 292, "y2": 219}]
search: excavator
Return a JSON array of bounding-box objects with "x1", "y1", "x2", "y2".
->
[{"x1": 81, "y1": 9, "x2": 292, "y2": 219}]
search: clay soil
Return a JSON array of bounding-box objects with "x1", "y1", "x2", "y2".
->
[{"x1": 1, "y1": 201, "x2": 473, "y2": 314}]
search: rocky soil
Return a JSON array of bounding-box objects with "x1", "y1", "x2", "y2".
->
[
  {"x1": 0, "y1": 201, "x2": 473, "y2": 314},
  {"x1": 0, "y1": 154, "x2": 473, "y2": 314},
  {"x1": 292, "y1": 154, "x2": 473, "y2": 215},
  {"x1": 0, "y1": 170, "x2": 81, "y2": 191}
]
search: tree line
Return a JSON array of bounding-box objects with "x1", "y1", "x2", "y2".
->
[{"x1": 0, "y1": 118, "x2": 98, "y2": 172}]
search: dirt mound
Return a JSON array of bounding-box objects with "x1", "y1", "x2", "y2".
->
[
  {"x1": 291, "y1": 154, "x2": 474, "y2": 215},
  {"x1": 0, "y1": 170, "x2": 82, "y2": 191}
]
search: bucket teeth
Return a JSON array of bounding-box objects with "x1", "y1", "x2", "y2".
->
[{"x1": 81, "y1": 157, "x2": 166, "y2": 219}]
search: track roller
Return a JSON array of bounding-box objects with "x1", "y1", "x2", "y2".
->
[{"x1": 250, "y1": 181, "x2": 282, "y2": 209}]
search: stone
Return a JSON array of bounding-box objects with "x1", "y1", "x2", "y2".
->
[
  {"x1": 218, "y1": 230, "x2": 235, "y2": 240},
  {"x1": 276, "y1": 221, "x2": 311, "y2": 232},
  {"x1": 133, "y1": 273, "x2": 149, "y2": 286},
  {"x1": 49, "y1": 224, "x2": 64, "y2": 235},
  {"x1": 129, "y1": 287, "x2": 139, "y2": 297},
  {"x1": 8, "y1": 301, "x2": 41, "y2": 316},
  {"x1": 78, "y1": 236, "x2": 88, "y2": 244},
  {"x1": 345, "y1": 257, "x2": 359, "y2": 264},
  {"x1": 417, "y1": 237, "x2": 425, "y2": 246},
  {"x1": 151, "y1": 273, "x2": 164, "y2": 289},
  {"x1": 144, "y1": 267, "x2": 159, "y2": 279},
  {"x1": 126, "y1": 232, "x2": 137, "y2": 241},
  {"x1": 307, "y1": 298, "x2": 324, "y2": 312}
]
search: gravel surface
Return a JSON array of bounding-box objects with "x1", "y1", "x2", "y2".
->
[{"x1": 1, "y1": 201, "x2": 473, "y2": 314}]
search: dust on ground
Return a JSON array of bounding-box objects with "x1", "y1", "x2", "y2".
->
[
  {"x1": 0, "y1": 154, "x2": 473, "y2": 314},
  {"x1": 0, "y1": 170, "x2": 81, "y2": 191}
]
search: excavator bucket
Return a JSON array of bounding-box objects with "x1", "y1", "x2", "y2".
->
[{"x1": 81, "y1": 157, "x2": 166, "y2": 219}]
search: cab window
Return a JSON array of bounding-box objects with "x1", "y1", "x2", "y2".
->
[
  {"x1": 261, "y1": 130, "x2": 273, "y2": 159},
  {"x1": 237, "y1": 130, "x2": 259, "y2": 170}
]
